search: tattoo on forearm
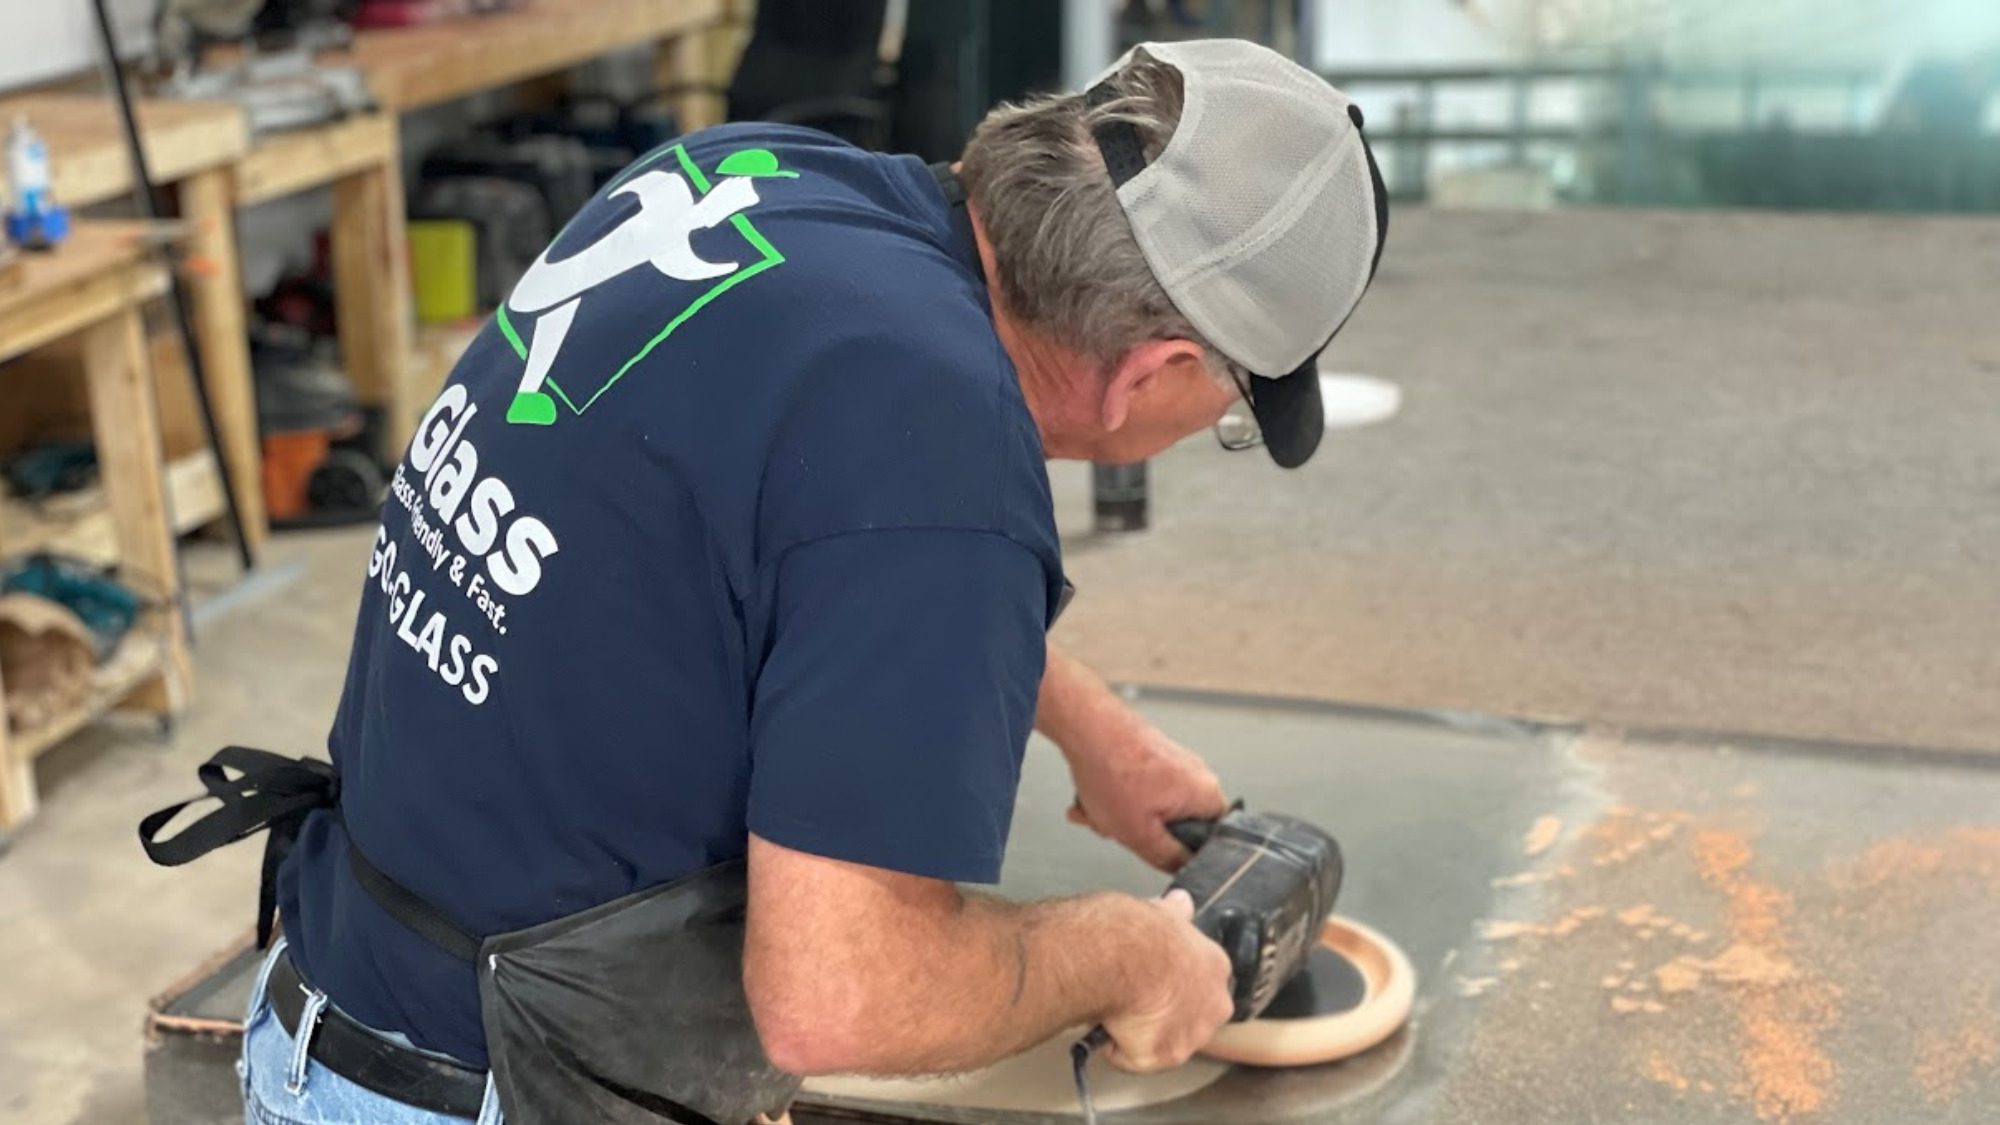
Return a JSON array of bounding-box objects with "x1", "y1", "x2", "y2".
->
[{"x1": 1011, "y1": 932, "x2": 1029, "y2": 1006}]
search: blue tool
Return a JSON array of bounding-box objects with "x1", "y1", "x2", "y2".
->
[{"x1": 1, "y1": 553, "x2": 145, "y2": 661}]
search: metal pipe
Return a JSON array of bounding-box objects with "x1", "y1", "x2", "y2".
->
[
  {"x1": 1062, "y1": 0, "x2": 1116, "y2": 91},
  {"x1": 1092, "y1": 462, "x2": 1148, "y2": 534},
  {"x1": 89, "y1": 0, "x2": 257, "y2": 579},
  {"x1": 1066, "y1": 0, "x2": 1149, "y2": 534},
  {"x1": 1509, "y1": 73, "x2": 1530, "y2": 164},
  {"x1": 1296, "y1": 0, "x2": 1320, "y2": 68}
]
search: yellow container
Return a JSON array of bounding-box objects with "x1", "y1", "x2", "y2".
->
[{"x1": 409, "y1": 219, "x2": 478, "y2": 325}]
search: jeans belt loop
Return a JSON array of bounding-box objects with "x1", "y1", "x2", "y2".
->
[
  {"x1": 477, "y1": 1071, "x2": 506, "y2": 1125},
  {"x1": 285, "y1": 989, "x2": 331, "y2": 1096}
]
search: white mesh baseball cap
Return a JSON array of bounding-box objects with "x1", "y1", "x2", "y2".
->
[{"x1": 1089, "y1": 40, "x2": 1389, "y2": 468}]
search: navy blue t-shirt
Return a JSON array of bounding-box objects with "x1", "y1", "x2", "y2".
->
[{"x1": 278, "y1": 125, "x2": 1064, "y2": 1066}]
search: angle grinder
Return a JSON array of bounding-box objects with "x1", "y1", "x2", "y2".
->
[{"x1": 1070, "y1": 804, "x2": 1344, "y2": 1122}]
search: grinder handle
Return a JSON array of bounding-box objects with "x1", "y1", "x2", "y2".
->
[
  {"x1": 1214, "y1": 909, "x2": 1265, "y2": 1021},
  {"x1": 1166, "y1": 818, "x2": 1216, "y2": 854},
  {"x1": 1166, "y1": 798, "x2": 1244, "y2": 856}
]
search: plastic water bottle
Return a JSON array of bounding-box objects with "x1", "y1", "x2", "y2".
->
[
  {"x1": 6, "y1": 115, "x2": 68, "y2": 249},
  {"x1": 8, "y1": 117, "x2": 50, "y2": 215}
]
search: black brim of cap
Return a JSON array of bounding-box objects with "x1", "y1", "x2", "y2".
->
[
  {"x1": 1249, "y1": 352, "x2": 1324, "y2": 469},
  {"x1": 1242, "y1": 116, "x2": 1388, "y2": 471}
]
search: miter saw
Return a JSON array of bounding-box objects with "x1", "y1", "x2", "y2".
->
[{"x1": 151, "y1": 0, "x2": 373, "y2": 135}]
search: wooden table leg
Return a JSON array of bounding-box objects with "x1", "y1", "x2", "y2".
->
[
  {"x1": 330, "y1": 117, "x2": 418, "y2": 460},
  {"x1": 0, "y1": 661, "x2": 33, "y2": 829},
  {"x1": 83, "y1": 307, "x2": 193, "y2": 716},
  {"x1": 177, "y1": 166, "x2": 269, "y2": 558},
  {"x1": 657, "y1": 26, "x2": 735, "y2": 133}
]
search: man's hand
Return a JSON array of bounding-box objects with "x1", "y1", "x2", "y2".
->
[
  {"x1": 1065, "y1": 723, "x2": 1226, "y2": 872},
  {"x1": 1037, "y1": 642, "x2": 1229, "y2": 872},
  {"x1": 1099, "y1": 890, "x2": 1236, "y2": 1072},
  {"x1": 744, "y1": 836, "x2": 1233, "y2": 1077}
]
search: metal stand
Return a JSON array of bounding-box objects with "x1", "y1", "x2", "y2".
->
[
  {"x1": 90, "y1": 0, "x2": 258, "y2": 576},
  {"x1": 1065, "y1": 0, "x2": 1152, "y2": 535},
  {"x1": 1091, "y1": 462, "x2": 1148, "y2": 533}
]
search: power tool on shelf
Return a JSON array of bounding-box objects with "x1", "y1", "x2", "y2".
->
[{"x1": 150, "y1": 0, "x2": 372, "y2": 135}]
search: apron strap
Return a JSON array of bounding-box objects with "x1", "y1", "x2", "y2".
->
[
  {"x1": 139, "y1": 745, "x2": 487, "y2": 961},
  {"x1": 138, "y1": 746, "x2": 340, "y2": 950},
  {"x1": 347, "y1": 837, "x2": 484, "y2": 962}
]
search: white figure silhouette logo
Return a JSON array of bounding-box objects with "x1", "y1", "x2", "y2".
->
[{"x1": 501, "y1": 148, "x2": 791, "y2": 425}]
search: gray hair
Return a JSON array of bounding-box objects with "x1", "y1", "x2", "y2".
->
[{"x1": 959, "y1": 51, "x2": 1242, "y2": 388}]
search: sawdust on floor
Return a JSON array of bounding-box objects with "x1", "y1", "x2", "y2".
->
[
  {"x1": 1588, "y1": 807, "x2": 1689, "y2": 866},
  {"x1": 1523, "y1": 815, "x2": 1564, "y2": 857},
  {"x1": 1645, "y1": 1051, "x2": 1720, "y2": 1094},
  {"x1": 1655, "y1": 958, "x2": 1703, "y2": 994},
  {"x1": 1843, "y1": 828, "x2": 2000, "y2": 888},
  {"x1": 1478, "y1": 905, "x2": 1605, "y2": 942},
  {"x1": 1612, "y1": 996, "x2": 1667, "y2": 1014},
  {"x1": 1914, "y1": 1025, "x2": 2000, "y2": 1105},
  {"x1": 1816, "y1": 827, "x2": 2000, "y2": 1111},
  {"x1": 1457, "y1": 976, "x2": 1499, "y2": 998},
  {"x1": 1691, "y1": 827, "x2": 1840, "y2": 1121},
  {"x1": 1472, "y1": 810, "x2": 1838, "y2": 1121},
  {"x1": 1647, "y1": 1052, "x2": 1691, "y2": 1091},
  {"x1": 1453, "y1": 763, "x2": 2000, "y2": 1125}
]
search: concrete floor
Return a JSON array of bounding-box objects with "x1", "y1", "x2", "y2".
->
[
  {"x1": 18, "y1": 582, "x2": 1996, "y2": 1124},
  {"x1": 4, "y1": 205, "x2": 2000, "y2": 1124},
  {"x1": 1054, "y1": 207, "x2": 2000, "y2": 753},
  {"x1": 788, "y1": 702, "x2": 2000, "y2": 1125},
  {"x1": 0, "y1": 532, "x2": 364, "y2": 1125}
]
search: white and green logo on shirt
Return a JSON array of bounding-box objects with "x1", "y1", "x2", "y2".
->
[{"x1": 497, "y1": 143, "x2": 793, "y2": 426}]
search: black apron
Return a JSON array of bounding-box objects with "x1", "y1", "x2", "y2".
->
[
  {"x1": 140, "y1": 164, "x2": 996, "y2": 1125},
  {"x1": 140, "y1": 745, "x2": 799, "y2": 1125}
]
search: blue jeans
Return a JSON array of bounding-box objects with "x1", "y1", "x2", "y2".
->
[{"x1": 242, "y1": 939, "x2": 503, "y2": 1125}]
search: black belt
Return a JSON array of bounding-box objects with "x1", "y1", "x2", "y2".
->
[
  {"x1": 141, "y1": 748, "x2": 492, "y2": 1117},
  {"x1": 144, "y1": 747, "x2": 786, "y2": 1125},
  {"x1": 268, "y1": 951, "x2": 488, "y2": 1120}
]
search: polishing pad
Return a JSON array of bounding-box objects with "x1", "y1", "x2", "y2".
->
[
  {"x1": 1200, "y1": 915, "x2": 1415, "y2": 1067},
  {"x1": 804, "y1": 1033, "x2": 1228, "y2": 1113}
]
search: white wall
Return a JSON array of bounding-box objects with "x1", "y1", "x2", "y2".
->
[
  {"x1": 1313, "y1": 0, "x2": 2000, "y2": 70},
  {"x1": 1312, "y1": 0, "x2": 2000, "y2": 193},
  {"x1": 0, "y1": 0, "x2": 153, "y2": 93},
  {"x1": 1534, "y1": 0, "x2": 2000, "y2": 67},
  {"x1": 1310, "y1": 0, "x2": 1545, "y2": 186},
  {"x1": 1313, "y1": 0, "x2": 1537, "y2": 70}
]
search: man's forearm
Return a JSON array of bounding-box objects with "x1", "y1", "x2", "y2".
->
[
  {"x1": 1034, "y1": 641, "x2": 1228, "y2": 871},
  {"x1": 1037, "y1": 640, "x2": 1145, "y2": 762},
  {"x1": 746, "y1": 837, "x2": 1163, "y2": 1076},
  {"x1": 872, "y1": 890, "x2": 1146, "y2": 1073}
]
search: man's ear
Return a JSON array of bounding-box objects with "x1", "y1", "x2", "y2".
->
[{"x1": 1102, "y1": 339, "x2": 1207, "y2": 431}]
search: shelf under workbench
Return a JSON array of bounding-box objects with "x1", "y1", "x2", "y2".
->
[
  {"x1": 0, "y1": 91, "x2": 265, "y2": 557},
  {"x1": 1, "y1": 451, "x2": 228, "y2": 568},
  {"x1": 8, "y1": 619, "x2": 171, "y2": 766},
  {"x1": 0, "y1": 222, "x2": 194, "y2": 829}
]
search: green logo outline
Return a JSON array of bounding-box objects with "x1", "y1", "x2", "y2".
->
[{"x1": 495, "y1": 143, "x2": 788, "y2": 423}]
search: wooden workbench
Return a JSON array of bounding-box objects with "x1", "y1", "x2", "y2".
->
[
  {"x1": 0, "y1": 223, "x2": 196, "y2": 829},
  {"x1": 222, "y1": 109, "x2": 419, "y2": 456},
  {"x1": 0, "y1": 93, "x2": 267, "y2": 558},
  {"x1": 338, "y1": 0, "x2": 733, "y2": 114},
  {"x1": 3, "y1": 0, "x2": 743, "y2": 552},
  {"x1": 213, "y1": 0, "x2": 736, "y2": 457}
]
